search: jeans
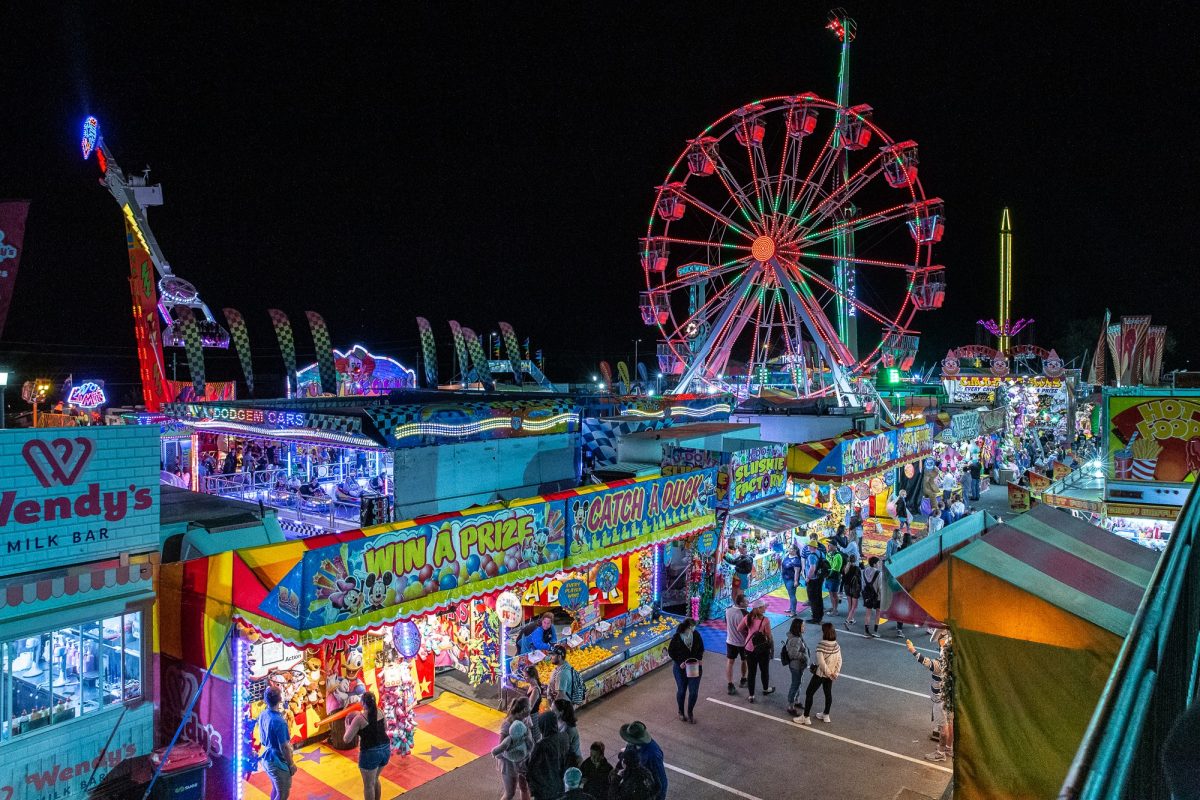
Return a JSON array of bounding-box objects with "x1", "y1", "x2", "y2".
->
[
  {"x1": 783, "y1": 579, "x2": 797, "y2": 615},
  {"x1": 968, "y1": 476, "x2": 980, "y2": 500},
  {"x1": 672, "y1": 661, "x2": 701, "y2": 717},
  {"x1": 803, "y1": 674, "x2": 833, "y2": 716},
  {"x1": 806, "y1": 579, "x2": 824, "y2": 622},
  {"x1": 787, "y1": 663, "x2": 805, "y2": 707},
  {"x1": 746, "y1": 648, "x2": 770, "y2": 695},
  {"x1": 265, "y1": 761, "x2": 293, "y2": 800}
]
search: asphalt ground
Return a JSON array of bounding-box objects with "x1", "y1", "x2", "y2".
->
[{"x1": 403, "y1": 610, "x2": 952, "y2": 800}]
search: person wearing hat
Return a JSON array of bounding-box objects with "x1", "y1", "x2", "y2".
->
[
  {"x1": 800, "y1": 531, "x2": 828, "y2": 624},
  {"x1": 548, "y1": 645, "x2": 582, "y2": 707},
  {"x1": 554, "y1": 766, "x2": 595, "y2": 800},
  {"x1": 608, "y1": 746, "x2": 658, "y2": 800},
  {"x1": 619, "y1": 722, "x2": 667, "y2": 800},
  {"x1": 736, "y1": 599, "x2": 775, "y2": 702}
]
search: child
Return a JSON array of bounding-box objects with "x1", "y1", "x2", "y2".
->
[
  {"x1": 579, "y1": 741, "x2": 613, "y2": 791},
  {"x1": 492, "y1": 719, "x2": 533, "y2": 800}
]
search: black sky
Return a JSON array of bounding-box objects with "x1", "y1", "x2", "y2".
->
[{"x1": 2, "y1": 2, "x2": 1198, "y2": 399}]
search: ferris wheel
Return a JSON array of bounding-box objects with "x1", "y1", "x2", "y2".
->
[{"x1": 640, "y1": 91, "x2": 946, "y2": 403}]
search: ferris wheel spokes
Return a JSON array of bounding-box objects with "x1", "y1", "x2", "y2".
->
[
  {"x1": 672, "y1": 265, "x2": 762, "y2": 394},
  {"x1": 801, "y1": 202, "x2": 911, "y2": 246}
]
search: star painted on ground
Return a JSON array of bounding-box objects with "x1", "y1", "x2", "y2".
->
[
  {"x1": 296, "y1": 747, "x2": 327, "y2": 764},
  {"x1": 420, "y1": 744, "x2": 454, "y2": 762}
]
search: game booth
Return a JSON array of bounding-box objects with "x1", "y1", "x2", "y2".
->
[
  {"x1": 155, "y1": 469, "x2": 717, "y2": 800},
  {"x1": 786, "y1": 423, "x2": 936, "y2": 548}
]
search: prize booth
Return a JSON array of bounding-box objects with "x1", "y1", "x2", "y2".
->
[{"x1": 787, "y1": 423, "x2": 935, "y2": 550}]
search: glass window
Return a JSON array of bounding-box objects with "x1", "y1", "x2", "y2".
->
[{"x1": 2, "y1": 610, "x2": 143, "y2": 741}]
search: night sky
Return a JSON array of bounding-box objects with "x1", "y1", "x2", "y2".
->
[{"x1": 2, "y1": 3, "x2": 1197, "y2": 401}]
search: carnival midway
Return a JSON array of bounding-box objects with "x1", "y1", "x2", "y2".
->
[{"x1": 0, "y1": 8, "x2": 1196, "y2": 800}]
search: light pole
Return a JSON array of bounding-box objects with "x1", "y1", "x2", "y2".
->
[
  {"x1": 0, "y1": 370, "x2": 8, "y2": 429},
  {"x1": 633, "y1": 339, "x2": 642, "y2": 373},
  {"x1": 656, "y1": 372, "x2": 663, "y2": 395}
]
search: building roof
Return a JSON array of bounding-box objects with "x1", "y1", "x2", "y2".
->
[{"x1": 160, "y1": 485, "x2": 265, "y2": 529}]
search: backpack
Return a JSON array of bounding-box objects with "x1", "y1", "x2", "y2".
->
[
  {"x1": 814, "y1": 549, "x2": 831, "y2": 581},
  {"x1": 565, "y1": 666, "x2": 585, "y2": 705},
  {"x1": 842, "y1": 564, "x2": 862, "y2": 595},
  {"x1": 735, "y1": 554, "x2": 754, "y2": 574},
  {"x1": 861, "y1": 569, "x2": 880, "y2": 606}
]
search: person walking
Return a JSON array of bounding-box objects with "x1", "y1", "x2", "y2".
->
[
  {"x1": 848, "y1": 505, "x2": 864, "y2": 548},
  {"x1": 801, "y1": 532, "x2": 828, "y2": 624},
  {"x1": 579, "y1": 742, "x2": 612, "y2": 793},
  {"x1": 500, "y1": 698, "x2": 535, "y2": 800},
  {"x1": 895, "y1": 489, "x2": 913, "y2": 535},
  {"x1": 795, "y1": 623, "x2": 842, "y2": 725},
  {"x1": 255, "y1": 686, "x2": 296, "y2": 800},
  {"x1": 781, "y1": 618, "x2": 810, "y2": 716},
  {"x1": 724, "y1": 593, "x2": 749, "y2": 694},
  {"x1": 667, "y1": 617, "x2": 704, "y2": 723},
  {"x1": 492, "y1": 718, "x2": 534, "y2": 800},
  {"x1": 737, "y1": 599, "x2": 775, "y2": 702},
  {"x1": 527, "y1": 711, "x2": 570, "y2": 800},
  {"x1": 861, "y1": 556, "x2": 883, "y2": 637},
  {"x1": 553, "y1": 698, "x2": 581, "y2": 768},
  {"x1": 620, "y1": 722, "x2": 667, "y2": 800},
  {"x1": 781, "y1": 545, "x2": 803, "y2": 616},
  {"x1": 345, "y1": 692, "x2": 391, "y2": 800},
  {"x1": 885, "y1": 526, "x2": 904, "y2": 562},
  {"x1": 824, "y1": 538, "x2": 844, "y2": 616},
  {"x1": 607, "y1": 747, "x2": 658, "y2": 800},
  {"x1": 841, "y1": 553, "x2": 862, "y2": 628}
]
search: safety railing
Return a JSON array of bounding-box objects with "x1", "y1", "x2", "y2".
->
[{"x1": 1059, "y1": 481, "x2": 1200, "y2": 799}]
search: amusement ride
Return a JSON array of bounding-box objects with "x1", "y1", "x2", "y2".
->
[{"x1": 641, "y1": 10, "x2": 946, "y2": 410}]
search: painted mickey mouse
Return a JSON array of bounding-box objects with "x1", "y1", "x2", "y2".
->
[{"x1": 364, "y1": 572, "x2": 394, "y2": 613}]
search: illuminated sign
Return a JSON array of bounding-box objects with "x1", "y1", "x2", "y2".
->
[
  {"x1": 729, "y1": 444, "x2": 787, "y2": 507},
  {"x1": 1108, "y1": 395, "x2": 1200, "y2": 484},
  {"x1": 296, "y1": 344, "x2": 416, "y2": 397},
  {"x1": 179, "y1": 404, "x2": 309, "y2": 428},
  {"x1": 0, "y1": 427, "x2": 159, "y2": 576},
  {"x1": 66, "y1": 381, "x2": 107, "y2": 409},
  {"x1": 81, "y1": 116, "x2": 99, "y2": 160}
]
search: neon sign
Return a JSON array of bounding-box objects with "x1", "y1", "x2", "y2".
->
[
  {"x1": 67, "y1": 381, "x2": 107, "y2": 409},
  {"x1": 81, "y1": 116, "x2": 99, "y2": 160}
]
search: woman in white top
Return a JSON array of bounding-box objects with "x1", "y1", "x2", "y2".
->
[{"x1": 794, "y1": 622, "x2": 842, "y2": 725}]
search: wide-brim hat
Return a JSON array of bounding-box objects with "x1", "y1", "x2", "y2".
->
[{"x1": 620, "y1": 721, "x2": 652, "y2": 745}]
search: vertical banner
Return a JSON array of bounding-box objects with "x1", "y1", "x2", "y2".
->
[
  {"x1": 1088, "y1": 309, "x2": 1109, "y2": 387},
  {"x1": 498, "y1": 321, "x2": 523, "y2": 386},
  {"x1": 268, "y1": 309, "x2": 299, "y2": 395},
  {"x1": 1106, "y1": 324, "x2": 1123, "y2": 387},
  {"x1": 222, "y1": 308, "x2": 256, "y2": 396},
  {"x1": 448, "y1": 320, "x2": 471, "y2": 384},
  {"x1": 461, "y1": 327, "x2": 494, "y2": 389},
  {"x1": 173, "y1": 306, "x2": 207, "y2": 398},
  {"x1": 0, "y1": 200, "x2": 30, "y2": 338},
  {"x1": 616, "y1": 361, "x2": 631, "y2": 394},
  {"x1": 304, "y1": 311, "x2": 337, "y2": 395},
  {"x1": 1121, "y1": 315, "x2": 1152, "y2": 385},
  {"x1": 125, "y1": 218, "x2": 170, "y2": 410},
  {"x1": 1144, "y1": 326, "x2": 1167, "y2": 387},
  {"x1": 599, "y1": 361, "x2": 613, "y2": 389},
  {"x1": 415, "y1": 317, "x2": 439, "y2": 387}
]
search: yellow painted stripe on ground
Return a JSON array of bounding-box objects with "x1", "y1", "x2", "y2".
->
[
  {"x1": 295, "y1": 745, "x2": 406, "y2": 799},
  {"x1": 429, "y1": 692, "x2": 505, "y2": 732},
  {"x1": 243, "y1": 780, "x2": 271, "y2": 800},
  {"x1": 411, "y1": 729, "x2": 479, "y2": 770}
]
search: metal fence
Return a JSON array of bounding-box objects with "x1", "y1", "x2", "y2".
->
[{"x1": 1059, "y1": 481, "x2": 1200, "y2": 799}]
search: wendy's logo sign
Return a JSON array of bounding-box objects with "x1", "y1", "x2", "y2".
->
[{"x1": 22, "y1": 437, "x2": 95, "y2": 487}]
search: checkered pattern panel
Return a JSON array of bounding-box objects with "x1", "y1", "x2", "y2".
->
[
  {"x1": 223, "y1": 307, "x2": 256, "y2": 395},
  {"x1": 448, "y1": 321, "x2": 471, "y2": 384},
  {"x1": 461, "y1": 327, "x2": 494, "y2": 386},
  {"x1": 305, "y1": 310, "x2": 338, "y2": 395},
  {"x1": 173, "y1": 306, "x2": 206, "y2": 396},
  {"x1": 416, "y1": 317, "x2": 439, "y2": 387},
  {"x1": 268, "y1": 309, "x2": 298, "y2": 393},
  {"x1": 581, "y1": 417, "x2": 669, "y2": 467},
  {"x1": 499, "y1": 321, "x2": 524, "y2": 385}
]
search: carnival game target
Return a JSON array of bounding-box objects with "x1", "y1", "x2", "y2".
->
[{"x1": 641, "y1": 94, "x2": 945, "y2": 400}]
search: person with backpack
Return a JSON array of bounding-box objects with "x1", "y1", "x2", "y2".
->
[
  {"x1": 607, "y1": 746, "x2": 658, "y2": 800},
  {"x1": 801, "y1": 532, "x2": 829, "y2": 624},
  {"x1": 781, "y1": 618, "x2": 810, "y2": 716},
  {"x1": 724, "y1": 593, "x2": 749, "y2": 695},
  {"x1": 620, "y1": 723, "x2": 667, "y2": 800},
  {"x1": 841, "y1": 553, "x2": 862, "y2": 628},
  {"x1": 824, "y1": 537, "x2": 844, "y2": 616},
  {"x1": 794, "y1": 623, "x2": 842, "y2": 726},
  {"x1": 861, "y1": 556, "x2": 883, "y2": 637},
  {"x1": 548, "y1": 646, "x2": 585, "y2": 706},
  {"x1": 781, "y1": 545, "x2": 804, "y2": 616},
  {"x1": 667, "y1": 617, "x2": 704, "y2": 723},
  {"x1": 345, "y1": 691, "x2": 391, "y2": 800},
  {"x1": 737, "y1": 599, "x2": 775, "y2": 702}
]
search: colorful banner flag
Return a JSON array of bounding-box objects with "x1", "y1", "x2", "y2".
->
[
  {"x1": 173, "y1": 306, "x2": 206, "y2": 398},
  {"x1": 1106, "y1": 323, "x2": 1124, "y2": 386},
  {"x1": 268, "y1": 309, "x2": 298, "y2": 395},
  {"x1": 304, "y1": 311, "x2": 337, "y2": 395},
  {"x1": 1143, "y1": 326, "x2": 1167, "y2": 387},
  {"x1": 415, "y1": 317, "x2": 439, "y2": 387},
  {"x1": 222, "y1": 308, "x2": 255, "y2": 396},
  {"x1": 498, "y1": 321, "x2": 523, "y2": 386},
  {"x1": 0, "y1": 200, "x2": 30, "y2": 339},
  {"x1": 448, "y1": 320, "x2": 470, "y2": 384},
  {"x1": 616, "y1": 361, "x2": 631, "y2": 389},
  {"x1": 461, "y1": 327, "x2": 494, "y2": 388},
  {"x1": 599, "y1": 361, "x2": 613, "y2": 389},
  {"x1": 1088, "y1": 309, "x2": 1109, "y2": 387},
  {"x1": 1121, "y1": 315, "x2": 1152, "y2": 385}
]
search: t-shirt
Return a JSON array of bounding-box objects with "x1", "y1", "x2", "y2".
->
[
  {"x1": 724, "y1": 605, "x2": 748, "y2": 646},
  {"x1": 801, "y1": 543, "x2": 826, "y2": 581},
  {"x1": 257, "y1": 708, "x2": 290, "y2": 769}
]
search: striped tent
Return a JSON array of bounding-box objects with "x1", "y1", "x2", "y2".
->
[{"x1": 902, "y1": 505, "x2": 1158, "y2": 800}]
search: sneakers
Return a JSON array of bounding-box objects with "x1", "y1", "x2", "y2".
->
[
  {"x1": 739, "y1": 677, "x2": 748, "y2": 688},
  {"x1": 763, "y1": 687, "x2": 775, "y2": 695},
  {"x1": 794, "y1": 715, "x2": 812, "y2": 726},
  {"x1": 864, "y1": 629, "x2": 876, "y2": 638},
  {"x1": 748, "y1": 695, "x2": 756, "y2": 703},
  {"x1": 925, "y1": 750, "x2": 948, "y2": 762},
  {"x1": 786, "y1": 705, "x2": 797, "y2": 715},
  {"x1": 815, "y1": 712, "x2": 831, "y2": 723},
  {"x1": 727, "y1": 683, "x2": 737, "y2": 695}
]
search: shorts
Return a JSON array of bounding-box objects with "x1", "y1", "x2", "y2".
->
[
  {"x1": 725, "y1": 643, "x2": 746, "y2": 660},
  {"x1": 358, "y1": 743, "x2": 392, "y2": 770},
  {"x1": 825, "y1": 574, "x2": 842, "y2": 592},
  {"x1": 932, "y1": 700, "x2": 947, "y2": 726}
]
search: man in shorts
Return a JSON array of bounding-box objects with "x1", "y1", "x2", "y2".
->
[{"x1": 724, "y1": 593, "x2": 749, "y2": 695}]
